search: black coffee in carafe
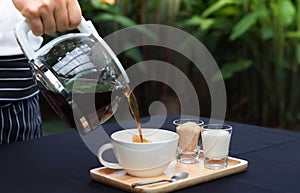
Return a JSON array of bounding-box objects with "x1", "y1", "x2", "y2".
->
[
  {"x1": 15, "y1": 17, "x2": 130, "y2": 134},
  {"x1": 40, "y1": 89, "x2": 122, "y2": 129}
]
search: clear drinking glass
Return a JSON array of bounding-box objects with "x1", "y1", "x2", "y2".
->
[
  {"x1": 201, "y1": 124, "x2": 232, "y2": 170},
  {"x1": 173, "y1": 119, "x2": 204, "y2": 164}
]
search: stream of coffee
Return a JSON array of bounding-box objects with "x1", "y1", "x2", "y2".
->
[{"x1": 124, "y1": 89, "x2": 144, "y2": 143}]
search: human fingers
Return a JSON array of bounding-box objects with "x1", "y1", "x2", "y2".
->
[
  {"x1": 54, "y1": 0, "x2": 69, "y2": 32},
  {"x1": 39, "y1": 3, "x2": 57, "y2": 35},
  {"x1": 13, "y1": 0, "x2": 82, "y2": 35},
  {"x1": 27, "y1": 17, "x2": 44, "y2": 36},
  {"x1": 13, "y1": 0, "x2": 44, "y2": 36},
  {"x1": 66, "y1": 0, "x2": 82, "y2": 30},
  {"x1": 13, "y1": 0, "x2": 57, "y2": 36}
]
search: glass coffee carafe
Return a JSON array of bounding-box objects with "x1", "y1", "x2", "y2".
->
[{"x1": 15, "y1": 17, "x2": 129, "y2": 134}]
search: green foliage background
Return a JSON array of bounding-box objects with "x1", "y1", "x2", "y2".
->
[{"x1": 78, "y1": 0, "x2": 300, "y2": 130}]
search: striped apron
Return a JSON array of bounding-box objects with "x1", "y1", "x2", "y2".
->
[{"x1": 0, "y1": 55, "x2": 42, "y2": 144}]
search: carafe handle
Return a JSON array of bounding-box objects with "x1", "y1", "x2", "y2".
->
[{"x1": 14, "y1": 16, "x2": 98, "y2": 60}]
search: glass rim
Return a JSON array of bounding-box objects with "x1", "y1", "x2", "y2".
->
[
  {"x1": 172, "y1": 118, "x2": 204, "y2": 126},
  {"x1": 202, "y1": 124, "x2": 232, "y2": 131}
]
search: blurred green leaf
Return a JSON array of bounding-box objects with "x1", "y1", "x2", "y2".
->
[
  {"x1": 296, "y1": 44, "x2": 300, "y2": 64},
  {"x1": 230, "y1": 8, "x2": 268, "y2": 41},
  {"x1": 261, "y1": 26, "x2": 273, "y2": 40},
  {"x1": 281, "y1": 60, "x2": 292, "y2": 69},
  {"x1": 213, "y1": 59, "x2": 253, "y2": 81},
  {"x1": 217, "y1": 5, "x2": 242, "y2": 16},
  {"x1": 134, "y1": 26, "x2": 160, "y2": 42},
  {"x1": 94, "y1": 13, "x2": 137, "y2": 27},
  {"x1": 286, "y1": 31, "x2": 300, "y2": 38},
  {"x1": 123, "y1": 42, "x2": 144, "y2": 66},
  {"x1": 182, "y1": 15, "x2": 214, "y2": 30},
  {"x1": 279, "y1": 0, "x2": 295, "y2": 27},
  {"x1": 94, "y1": 13, "x2": 158, "y2": 42},
  {"x1": 90, "y1": 0, "x2": 121, "y2": 14},
  {"x1": 201, "y1": 0, "x2": 243, "y2": 18},
  {"x1": 90, "y1": 0, "x2": 102, "y2": 7},
  {"x1": 213, "y1": 17, "x2": 234, "y2": 31}
]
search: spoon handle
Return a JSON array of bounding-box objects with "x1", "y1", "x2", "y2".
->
[{"x1": 131, "y1": 179, "x2": 171, "y2": 187}]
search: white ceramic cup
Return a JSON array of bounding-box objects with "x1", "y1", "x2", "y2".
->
[{"x1": 97, "y1": 128, "x2": 179, "y2": 177}]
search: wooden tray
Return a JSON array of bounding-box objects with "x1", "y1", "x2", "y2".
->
[{"x1": 90, "y1": 156, "x2": 248, "y2": 193}]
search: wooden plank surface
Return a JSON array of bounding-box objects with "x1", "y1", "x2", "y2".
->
[{"x1": 90, "y1": 156, "x2": 248, "y2": 193}]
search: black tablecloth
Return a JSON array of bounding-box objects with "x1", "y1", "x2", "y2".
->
[{"x1": 1, "y1": 115, "x2": 300, "y2": 193}]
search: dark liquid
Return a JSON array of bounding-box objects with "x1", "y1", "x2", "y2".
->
[
  {"x1": 40, "y1": 87, "x2": 121, "y2": 133},
  {"x1": 41, "y1": 87, "x2": 144, "y2": 139},
  {"x1": 125, "y1": 89, "x2": 144, "y2": 143}
]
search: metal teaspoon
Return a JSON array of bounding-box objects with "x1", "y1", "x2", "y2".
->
[{"x1": 131, "y1": 172, "x2": 189, "y2": 188}]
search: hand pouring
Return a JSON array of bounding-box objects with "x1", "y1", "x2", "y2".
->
[{"x1": 14, "y1": 17, "x2": 129, "y2": 134}]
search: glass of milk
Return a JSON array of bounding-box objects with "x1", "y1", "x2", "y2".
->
[
  {"x1": 201, "y1": 124, "x2": 232, "y2": 170},
  {"x1": 173, "y1": 119, "x2": 204, "y2": 164}
]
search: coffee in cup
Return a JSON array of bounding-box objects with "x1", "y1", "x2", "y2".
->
[{"x1": 97, "y1": 128, "x2": 179, "y2": 177}]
